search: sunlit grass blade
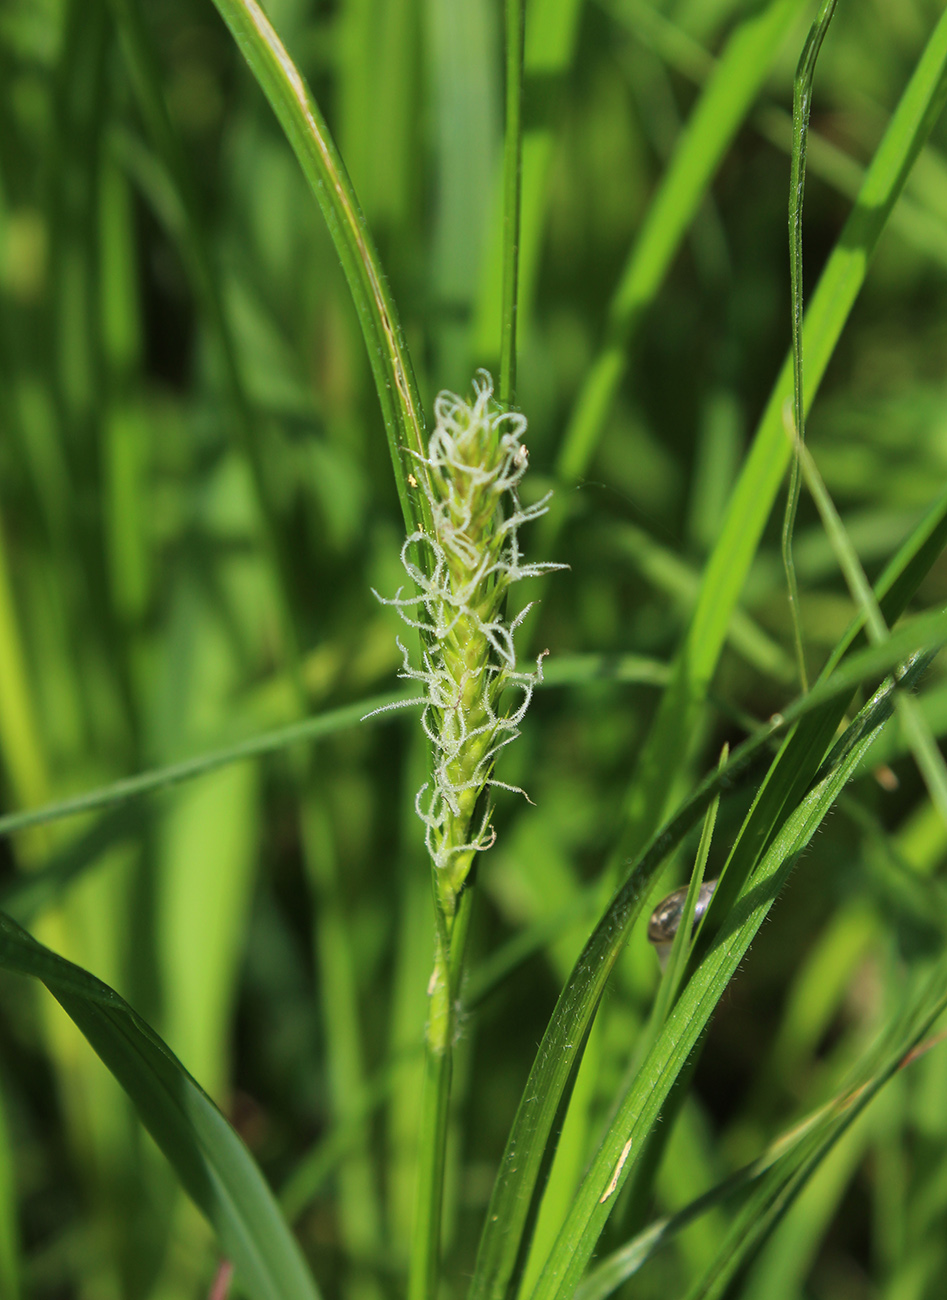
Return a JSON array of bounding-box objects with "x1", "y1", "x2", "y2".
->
[
  {"x1": 613, "y1": 4, "x2": 947, "y2": 866},
  {"x1": 8, "y1": 0, "x2": 947, "y2": 1291},
  {"x1": 468, "y1": 490, "x2": 947, "y2": 1300},
  {"x1": 703, "y1": 479, "x2": 947, "y2": 897},
  {"x1": 573, "y1": 1088, "x2": 863, "y2": 1300},
  {"x1": 158, "y1": 764, "x2": 260, "y2": 1100},
  {"x1": 686, "y1": 486, "x2": 947, "y2": 981},
  {"x1": 737, "y1": 1117, "x2": 873, "y2": 1300},
  {"x1": 468, "y1": 708, "x2": 917, "y2": 1300},
  {"x1": 526, "y1": 662, "x2": 929, "y2": 1300},
  {"x1": 574, "y1": 1013, "x2": 947, "y2": 1300},
  {"x1": 207, "y1": 0, "x2": 428, "y2": 536},
  {"x1": 612, "y1": 0, "x2": 947, "y2": 271},
  {"x1": 0, "y1": 911, "x2": 321, "y2": 1300},
  {"x1": 555, "y1": 0, "x2": 804, "y2": 483}
]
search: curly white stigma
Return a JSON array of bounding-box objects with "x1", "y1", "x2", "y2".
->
[{"x1": 375, "y1": 371, "x2": 563, "y2": 913}]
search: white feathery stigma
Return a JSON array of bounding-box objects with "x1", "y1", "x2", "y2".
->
[{"x1": 374, "y1": 371, "x2": 564, "y2": 916}]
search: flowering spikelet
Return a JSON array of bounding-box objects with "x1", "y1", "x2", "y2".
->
[{"x1": 376, "y1": 371, "x2": 564, "y2": 922}]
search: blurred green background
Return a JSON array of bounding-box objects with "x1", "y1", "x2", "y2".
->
[{"x1": 3, "y1": 0, "x2": 947, "y2": 1296}]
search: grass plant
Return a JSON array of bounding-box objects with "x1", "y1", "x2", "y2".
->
[{"x1": 3, "y1": 1, "x2": 947, "y2": 1299}]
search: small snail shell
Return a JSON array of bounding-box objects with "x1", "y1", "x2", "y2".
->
[{"x1": 648, "y1": 879, "x2": 717, "y2": 970}]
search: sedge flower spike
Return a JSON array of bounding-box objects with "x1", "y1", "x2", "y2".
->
[{"x1": 375, "y1": 371, "x2": 565, "y2": 925}]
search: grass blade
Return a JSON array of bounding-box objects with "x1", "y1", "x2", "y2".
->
[
  {"x1": 207, "y1": 0, "x2": 428, "y2": 535},
  {"x1": 468, "y1": 489, "x2": 947, "y2": 1300},
  {"x1": 614, "y1": 3, "x2": 947, "y2": 865},
  {"x1": 783, "y1": 0, "x2": 839, "y2": 691},
  {"x1": 683, "y1": 981, "x2": 947, "y2": 1300},
  {"x1": 575, "y1": 999, "x2": 947, "y2": 1300},
  {"x1": 528, "y1": 665, "x2": 927, "y2": 1300},
  {"x1": 555, "y1": 0, "x2": 804, "y2": 483},
  {"x1": 0, "y1": 911, "x2": 321, "y2": 1300},
  {"x1": 0, "y1": 691, "x2": 417, "y2": 840},
  {"x1": 793, "y1": 433, "x2": 947, "y2": 825}
]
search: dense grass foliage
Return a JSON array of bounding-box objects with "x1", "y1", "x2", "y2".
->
[{"x1": 2, "y1": 1, "x2": 947, "y2": 1298}]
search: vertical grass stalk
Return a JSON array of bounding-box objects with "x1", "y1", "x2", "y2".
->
[
  {"x1": 782, "y1": 0, "x2": 839, "y2": 690},
  {"x1": 376, "y1": 374, "x2": 563, "y2": 1299}
]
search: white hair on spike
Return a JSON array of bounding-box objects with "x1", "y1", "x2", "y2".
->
[{"x1": 375, "y1": 373, "x2": 566, "y2": 899}]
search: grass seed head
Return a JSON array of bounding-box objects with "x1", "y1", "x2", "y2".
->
[{"x1": 377, "y1": 371, "x2": 564, "y2": 919}]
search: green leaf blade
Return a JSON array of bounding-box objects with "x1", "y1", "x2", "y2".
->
[{"x1": 0, "y1": 913, "x2": 321, "y2": 1300}]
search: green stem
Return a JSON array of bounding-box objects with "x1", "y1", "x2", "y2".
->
[
  {"x1": 410, "y1": 884, "x2": 476, "y2": 1300},
  {"x1": 500, "y1": 0, "x2": 525, "y2": 405},
  {"x1": 410, "y1": 1030, "x2": 452, "y2": 1300},
  {"x1": 782, "y1": 0, "x2": 839, "y2": 692}
]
